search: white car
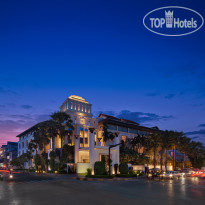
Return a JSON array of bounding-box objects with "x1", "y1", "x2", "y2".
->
[{"x1": 164, "y1": 171, "x2": 174, "y2": 179}]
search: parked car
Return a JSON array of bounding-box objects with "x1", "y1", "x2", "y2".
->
[
  {"x1": 172, "y1": 171, "x2": 181, "y2": 177},
  {"x1": 190, "y1": 170, "x2": 205, "y2": 177},
  {"x1": 164, "y1": 171, "x2": 174, "y2": 179}
]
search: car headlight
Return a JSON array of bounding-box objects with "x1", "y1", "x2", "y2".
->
[
  {"x1": 169, "y1": 174, "x2": 173, "y2": 177},
  {"x1": 9, "y1": 175, "x2": 13, "y2": 179}
]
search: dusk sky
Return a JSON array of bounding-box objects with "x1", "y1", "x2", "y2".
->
[{"x1": 0, "y1": 0, "x2": 205, "y2": 146}]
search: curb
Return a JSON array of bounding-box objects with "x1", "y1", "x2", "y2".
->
[{"x1": 73, "y1": 176, "x2": 141, "y2": 181}]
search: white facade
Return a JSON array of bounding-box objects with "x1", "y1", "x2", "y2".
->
[{"x1": 60, "y1": 95, "x2": 120, "y2": 174}]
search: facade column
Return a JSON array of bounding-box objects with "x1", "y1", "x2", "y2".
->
[
  {"x1": 89, "y1": 128, "x2": 95, "y2": 170},
  {"x1": 74, "y1": 135, "x2": 80, "y2": 163},
  {"x1": 115, "y1": 133, "x2": 121, "y2": 166}
]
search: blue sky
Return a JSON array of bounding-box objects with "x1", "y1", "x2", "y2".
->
[{"x1": 0, "y1": 0, "x2": 205, "y2": 145}]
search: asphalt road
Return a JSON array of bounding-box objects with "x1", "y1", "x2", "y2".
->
[{"x1": 0, "y1": 173, "x2": 205, "y2": 205}]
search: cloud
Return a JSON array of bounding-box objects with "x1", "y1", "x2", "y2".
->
[
  {"x1": 0, "y1": 113, "x2": 51, "y2": 140},
  {"x1": 199, "y1": 124, "x2": 205, "y2": 127},
  {"x1": 165, "y1": 94, "x2": 175, "y2": 99},
  {"x1": 0, "y1": 87, "x2": 16, "y2": 95},
  {"x1": 95, "y1": 110, "x2": 174, "y2": 125},
  {"x1": 186, "y1": 129, "x2": 205, "y2": 135},
  {"x1": 186, "y1": 130, "x2": 205, "y2": 145},
  {"x1": 21, "y1": 105, "x2": 33, "y2": 109},
  {"x1": 146, "y1": 92, "x2": 160, "y2": 97},
  {"x1": 116, "y1": 110, "x2": 174, "y2": 124}
]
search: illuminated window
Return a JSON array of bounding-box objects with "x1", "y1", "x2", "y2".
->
[
  {"x1": 78, "y1": 104, "x2": 80, "y2": 111},
  {"x1": 80, "y1": 130, "x2": 84, "y2": 147},
  {"x1": 81, "y1": 119, "x2": 85, "y2": 124},
  {"x1": 85, "y1": 106, "x2": 87, "y2": 112},
  {"x1": 71, "y1": 102, "x2": 73, "y2": 109},
  {"x1": 75, "y1": 118, "x2": 77, "y2": 124},
  {"x1": 84, "y1": 131, "x2": 89, "y2": 147},
  {"x1": 122, "y1": 136, "x2": 127, "y2": 142}
]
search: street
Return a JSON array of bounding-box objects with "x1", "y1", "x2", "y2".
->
[{"x1": 0, "y1": 173, "x2": 205, "y2": 205}]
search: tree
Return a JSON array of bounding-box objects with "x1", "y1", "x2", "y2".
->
[
  {"x1": 50, "y1": 112, "x2": 74, "y2": 147},
  {"x1": 50, "y1": 112, "x2": 74, "y2": 158},
  {"x1": 159, "y1": 130, "x2": 172, "y2": 171},
  {"x1": 34, "y1": 154, "x2": 41, "y2": 171},
  {"x1": 33, "y1": 121, "x2": 50, "y2": 153},
  {"x1": 147, "y1": 133, "x2": 161, "y2": 169},
  {"x1": 102, "y1": 122, "x2": 118, "y2": 142}
]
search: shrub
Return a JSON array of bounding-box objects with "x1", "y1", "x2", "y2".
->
[
  {"x1": 136, "y1": 170, "x2": 144, "y2": 176},
  {"x1": 86, "y1": 168, "x2": 92, "y2": 177},
  {"x1": 34, "y1": 154, "x2": 41, "y2": 171},
  {"x1": 114, "y1": 164, "x2": 118, "y2": 175},
  {"x1": 119, "y1": 163, "x2": 128, "y2": 174},
  {"x1": 129, "y1": 169, "x2": 135, "y2": 175},
  {"x1": 56, "y1": 162, "x2": 67, "y2": 174},
  {"x1": 94, "y1": 161, "x2": 106, "y2": 175}
]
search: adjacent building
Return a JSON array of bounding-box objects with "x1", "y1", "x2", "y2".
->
[{"x1": 0, "y1": 141, "x2": 18, "y2": 168}]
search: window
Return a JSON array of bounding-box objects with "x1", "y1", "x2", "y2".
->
[
  {"x1": 118, "y1": 126, "x2": 128, "y2": 132},
  {"x1": 78, "y1": 104, "x2": 80, "y2": 111},
  {"x1": 26, "y1": 140, "x2": 28, "y2": 146},
  {"x1": 80, "y1": 130, "x2": 83, "y2": 147},
  {"x1": 107, "y1": 124, "x2": 117, "y2": 130},
  {"x1": 71, "y1": 102, "x2": 73, "y2": 109},
  {"x1": 19, "y1": 143, "x2": 21, "y2": 149},
  {"x1": 84, "y1": 131, "x2": 88, "y2": 147},
  {"x1": 22, "y1": 142, "x2": 24, "y2": 148},
  {"x1": 129, "y1": 128, "x2": 138, "y2": 134},
  {"x1": 80, "y1": 119, "x2": 85, "y2": 124},
  {"x1": 122, "y1": 136, "x2": 127, "y2": 142}
]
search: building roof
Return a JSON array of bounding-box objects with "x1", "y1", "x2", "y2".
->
[
  {"x1": 68, "y1": 95, "x2": 89, "y2": 104},
  {"x1": 16, "y1": 121, "x2": 48, "y2": 138},
  {"x1": 98, "y1": 113, "x2": 161, "y2": 133}
]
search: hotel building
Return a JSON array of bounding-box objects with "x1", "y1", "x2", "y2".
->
[{"x1": 17, "y1": 95, "x2": 159, "y2": 173}]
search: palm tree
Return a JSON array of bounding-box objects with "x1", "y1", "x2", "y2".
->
[
  {"x1": 160, "y1": 130, "x2": 173, "y2": 171},
  {"x1": 33, "y1": 121, "x2": 50, "y2": 153},
  {"x1": 147, "y1": 133, "x2": 161, "y2": 169},
  {"x1": 50, "y1": 112, "x2": 74, "y2": 157}
]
